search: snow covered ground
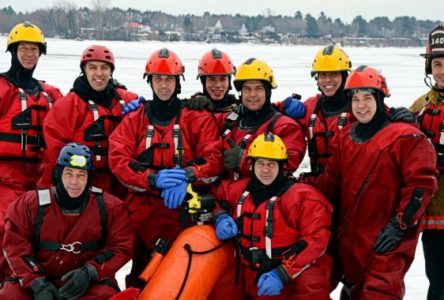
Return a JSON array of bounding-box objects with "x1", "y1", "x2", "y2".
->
[{"x1": 0, "y1": 37, "x2": 431, "y2": 298}]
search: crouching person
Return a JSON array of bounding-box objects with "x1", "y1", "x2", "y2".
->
[
  {"x1": 211, "y1": 133, "x2": 332, "y2": 299},
  {"x1": 0, "y1": 143, "x2": 134, "y2": 299}
]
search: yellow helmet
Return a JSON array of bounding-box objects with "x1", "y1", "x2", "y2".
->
[
  {"x1": 311, "y1": 45, "x2": 351, "y2": 77},
  {"x1": 247, "y1": 133, "x2": 287, "y2": 161},
  {"x1": 7, "y1": 21, "x2": 46, "y2": 54},
  {"x1": 234, "y1": 58, "x2": 277, "y2": 91}
]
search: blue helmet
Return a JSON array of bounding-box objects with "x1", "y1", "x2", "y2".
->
[{"x1": 57, "y1": 143, "x2": 94, "y2": 171}]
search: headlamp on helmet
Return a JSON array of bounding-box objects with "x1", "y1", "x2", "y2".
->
[{"x1": 57, "y1": 143, "x2": 94, "y2": 171}]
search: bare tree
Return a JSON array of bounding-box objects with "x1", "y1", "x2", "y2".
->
[
  {"x1": 262, "y1": 8, "x2": 274, "y2": 17},
  {"x1": 50, "y1": 1, "x2": 80, "y2": 38},
  {"x1": 90, "y1": 0, "x2": 110, "y2": 39},
  {"x1": 54, "y1": 0, "x2": 78, "y2": 12},
  {"x1": 90, "y1": 0, "x2": 110, "y2": 12}
]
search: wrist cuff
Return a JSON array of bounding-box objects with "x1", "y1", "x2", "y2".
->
[
  {"x1": 184, "y1": 168, "x2": 196, "y2": 182},
  {"x1": 236, "y1": 149, "x2": 245, "y2": 168},
  {"x1": 275, "y1": 265, "x2": 292, "y2": 284},
  {"x1": 84, "y1": 263, "x2": 98, "y2": 282},
  {"x1": 28, "y1": 277, "x2": 47, "y2": 293},
  {"x1": 147, "y1": 173, "x2": 158, "y2": 188},
  {"x1": 213, "y1": 210, "x2": 228, "y2": 224}
]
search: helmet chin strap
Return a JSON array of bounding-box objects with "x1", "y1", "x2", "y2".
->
[
  {"x1": 424, "y1": 75, "x2": 434, "y2": 89},
  {"x1": 425, "y1": 75, "x2": 444, "y2": 94}
]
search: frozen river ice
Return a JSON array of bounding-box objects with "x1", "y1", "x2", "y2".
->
[{"x1": 0, "y1": 37, "x2": 430, "y2": 299}]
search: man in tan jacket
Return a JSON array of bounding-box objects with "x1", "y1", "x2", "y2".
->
[{"x1": 409, "y1": 23, "x2": 444, "y2": 300}]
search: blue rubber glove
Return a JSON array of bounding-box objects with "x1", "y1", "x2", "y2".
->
[
  {"x1": 214, "y1": 213, "x2": 238, "y2": 240},
  {"x1": 161, "y1": 180, "x2": 188, "y2": 209},
  {"x1": 155, "y1": 168, "x2": 187, "y2": 189},
  {"x1": 122, "y1": 96, "x2": 146, "y2": 115},
  {"x1": 257, "y1": 269, "x2": 284, "y2": 296},
  {"x1": 283, "y1": 95, "x2": 305, "y2": 119}
]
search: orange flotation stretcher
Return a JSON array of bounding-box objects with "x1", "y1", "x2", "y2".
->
[
  {"x1": 113, "y1": 185, "x2": 244, "y2": 300},
  {"x1": 139, "y1": 224, "x2": 238, "y2": 300}
]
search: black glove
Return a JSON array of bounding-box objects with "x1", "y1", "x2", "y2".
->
[
  {"x1": 223, "y1": 138, "x2": 243, "y2": 171},
  {"x1": 59, "y1": 264, "x2": 97, "y2": 299},
  {"x1": 373, "y1": 217, "x2": 404, "y2": 254},
  {"x1": 29, "y1": 278, "x2": 61, "y2": 300},
  {"x1": 112, "y1": 78, "x2": 127, "y2": 90},
  {"x1": 389, "y1": 107, "x2": 416, "y2": 123},
  {"x1": 187, "y1": 95, "x2": 215, "y2": 112}
]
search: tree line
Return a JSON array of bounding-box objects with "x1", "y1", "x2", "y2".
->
[{"x1": 0, "y1": 4, "x2": 440, "y2": 46}]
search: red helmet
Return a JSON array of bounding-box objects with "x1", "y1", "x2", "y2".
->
[
  {"x1": 197, "y1": 49, "x2": 235, "y2": 78},
  {"x1": 344, "y1": 65, "x2": 390, "y2": 97},
  {"x1": 144, "y1": 48, "x2": 184, "y2": 77},
  {"x1": 80, "y1": 45, "x2": 115, "y2": 71},
  {"x1": 420, "y1": 24, "x2": 444, "y2": 74}
]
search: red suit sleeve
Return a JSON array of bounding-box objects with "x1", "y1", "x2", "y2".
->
[
  {"x1": 363, "y1": 134, "x2": 437, "y2": 297},
  {"x1": 210, "y1": 179, "x2": 250, "y2": 218},
  {"x1": 211, "y1": 180, "x2": 231, "y2": 203},
  {"x1": 391, "y1": 134, "x2": 438, "y2": 225},
  {"x1": 0, "y1": 77, "x2": 16, "y2": 117},
  {"x1": 108, "y1": 105, "x2": 152, "y2": 192},
  {"x1": 41, "y1": 83, "x2": 64, "y2": 103},
  {"x1": 3, "y1": 192, "x2": 44, "y2": 288},
  {"x1": 86, "y1": 194, "x2": 135, "y2": 280},
  {"x1": 211, "y1": 179, "x2": 233, "y2": 215},
  {"x1": 181, "y1": 108, "x2": 223, "y2": 183},
  {"x1": 272, "y1": 99, "x2": 285, "y2": 113},
  {"x1": 278, "y1": 184, "x2": 333, "y2": 281}
]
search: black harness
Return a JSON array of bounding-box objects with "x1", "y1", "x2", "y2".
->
[
  {"x1": 128, "y1": 100, "x2": 185, "y2": 173},
  {"x1": 307, "y1": 99, "x2": 349, "y2": 174},
  {"x1": 82, "y1": 91, "x2": 125, "y2": 159},
  {"x1": 32, "y1": 188, "x2": 107, "y2": 255},
  {"x1": 235, "y1": 178, "x2": 307, "y2": 278},
  {"x1": 0, "y1": 85, "x2": 53, "y2": 162}
]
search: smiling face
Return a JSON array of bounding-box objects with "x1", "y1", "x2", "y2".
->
[
  {"x1": 317, "y1": 71, "x2": 343, "y2": 97},
  {"x1": 241, "y1": 80, "x2": 266, "y2": 111},
  {"x1": 84, "y1": 61, "x2": 112, "y2": 92},
  {"x1": 205, "y1": 75, "x2": 229, "y2": 101},
  {"x1": 431, "y1": 56, "x2": 444, "y2": 89},
  {"x1": 61, "y1": 167, "x2": 88, "y2": 198},
  {"x1": 16, "y1": 42, "x2": 40, "y2": 70},
  {"x1": 351, "y1": 90, "x2": 377, "y2": 124},
  {"x1": 254, "y1": 158, "x2": 279, "y2": 186}
]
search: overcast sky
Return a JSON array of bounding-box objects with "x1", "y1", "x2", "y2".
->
[{"x1": 2, "y1": 0, "x2": 443, "y2": 23}]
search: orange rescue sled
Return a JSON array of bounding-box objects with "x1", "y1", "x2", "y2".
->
[{"x1": 138, "y1": 224, "x2": 238, "y2": 300}]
